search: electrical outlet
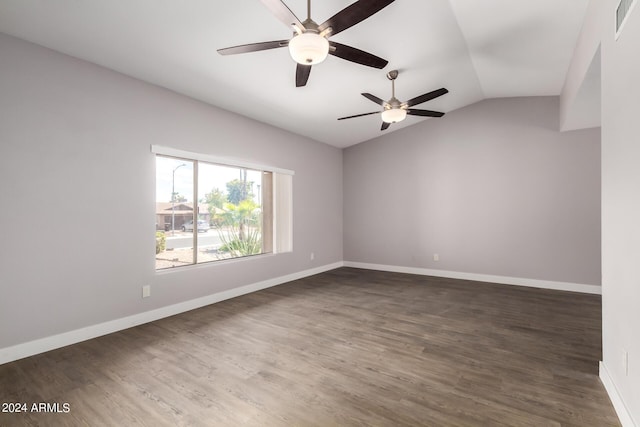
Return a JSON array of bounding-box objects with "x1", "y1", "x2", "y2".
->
[
  {"x1": 433, "y1": 254, "x2": 439, "y2": 261},
  {"x1": 623, "y1": 349, "x2": 629, "y2": 376},
  {"x1": 310, "y1": 252, "x2": 315, "y2": 261},
  {"x1": 142, "y1": 285, "x2": 151, "y2": 298}
]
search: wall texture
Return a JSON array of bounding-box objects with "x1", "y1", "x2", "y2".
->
[
  {"x1": 600, "y1": 0, "x2": 640, "y2": 421},
  {"x1": 0, "y1": 33, "x2": 343, "y2": 350},
  {"x1": 344, "y1": 96, "x2": 601, "y2": 286}
]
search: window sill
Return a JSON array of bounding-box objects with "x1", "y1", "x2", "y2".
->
[{"x1": 155, "y1": 252, "x2": 278, "y2": 275}]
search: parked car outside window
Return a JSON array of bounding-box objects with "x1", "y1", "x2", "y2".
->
[{"x1": 182, "y1": 220, "x2": 210, "y2": 232}]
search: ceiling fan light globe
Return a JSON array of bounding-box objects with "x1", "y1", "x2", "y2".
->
[
  {"x1": 381, "y1": 108, "x2": 407, "y2": 123},
  {"x1": 288, "y1": 33, "x2": 329, "y2": 65}
]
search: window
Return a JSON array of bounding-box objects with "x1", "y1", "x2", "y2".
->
[
  {"x1": 616, "y1": 0, "x2": 637, "y2": 38},
  {"x1": 153, "y1": 146, "x2": 293, "y2": 270}
]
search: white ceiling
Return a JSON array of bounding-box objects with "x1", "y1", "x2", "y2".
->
[{"x1": 0, "y1": 0, "x2": 590, "y2": 148}]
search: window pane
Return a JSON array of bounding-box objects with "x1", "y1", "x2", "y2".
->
[
  {"x1": 155, "y1": 156, "x2": 194, "y2": 269},
  {"x1": 153, "y1": 150, "x2": 288, "y2": 271},
  {"x1": 198, "y1": 163, "x2": 264, "y2": 263}
]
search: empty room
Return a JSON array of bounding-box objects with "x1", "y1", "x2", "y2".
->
[{"x1": 0, "y1": 0, "x2": 638, "y2": 425}]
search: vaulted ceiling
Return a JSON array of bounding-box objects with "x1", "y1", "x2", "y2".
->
[{"x1": 0, "y1": 0, "x2": 590, "y2": 147}]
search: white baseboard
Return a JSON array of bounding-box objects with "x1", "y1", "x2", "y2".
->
[
  {"x1": 600, "y1": 361, "x2": 637, "y2": 427},
  {"x1": 343, "y1": 261, "x2": 601, "y2": 295},
  {"x1": 0, "y1": 262, "x2": 343, "y2": 365}
]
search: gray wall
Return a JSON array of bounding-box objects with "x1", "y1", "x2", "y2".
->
[
  {"x1": 601, "y1": 0, "x2": 640, "y2": 421},
  {"x1": 0, "y1": 33, "x2": 343, "y2": 349},
  {"x1": 344, "y1": 96, "x2": 601, "y2": 286}
]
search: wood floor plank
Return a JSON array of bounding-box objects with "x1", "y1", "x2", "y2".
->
[{"x1": 0, "y1": 268, "x2": 620, "y2": 426}]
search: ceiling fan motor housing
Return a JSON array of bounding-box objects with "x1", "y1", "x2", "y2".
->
[{"x1": 288, "y1": 18, "x2": 330, "y2": 65}]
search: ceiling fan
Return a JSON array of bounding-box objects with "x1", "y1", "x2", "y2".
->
[
  {"x1": 338, "y1": 70, "x2": 449, "y2": 130},
  {"x1": 217, "y1": 0, "x2": 395, "y2": 87}
]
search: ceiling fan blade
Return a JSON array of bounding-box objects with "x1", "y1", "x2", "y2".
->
[
  {"x1": 405, "y1": 88, "x2": 449, "y2": 107},
  {"x1": 329, "y1": 42, "x2": 388, "y2": 69},
  {"x1": 318, "y1": 0, "x2": 395, "y2": 37},
  {"x1": 217, "y1": 40, "x2": 289, "y2": 56},
  {"x1": 296, "y1": 64, "x2": 311, "y2": 87},
  {"x1": 407, "y1": 109, "x2": 445, "y2": 117},
  {"x1": 362, "y1": 93, "x2": 387, "y2": 106},
  {"x1": 258, "y1": 0, "x2": 303, "y2": 31},
  {"x1": 381, "y1": 122, "x2": 391, "y2": 131},
  {"x1": 338, "y1": 111, "x2": 382, "y2": 120}
]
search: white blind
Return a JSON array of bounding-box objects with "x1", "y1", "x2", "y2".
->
[{"x1": 274, "y1": 173, "x2": 293, "y2": 253}]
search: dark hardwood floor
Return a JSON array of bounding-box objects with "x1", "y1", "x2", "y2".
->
[{"x1": 0, "y1": 268, "x2": 619, "y2": 426}]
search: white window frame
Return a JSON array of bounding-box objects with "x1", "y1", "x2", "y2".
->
[
  {"x1": 152, "y1": 146, "x2": 295, "y2": 176},
  {"x1": 152, "y1": 145, "x2": 293, "y2": 270}
]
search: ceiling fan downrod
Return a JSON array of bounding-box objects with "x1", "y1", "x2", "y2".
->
[{"x1": 387, "y1": 69, "x2": 399, "y2": 99}]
